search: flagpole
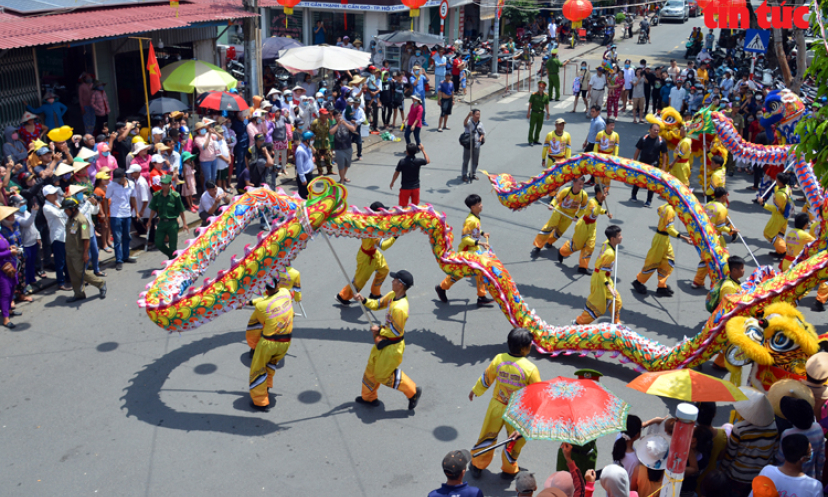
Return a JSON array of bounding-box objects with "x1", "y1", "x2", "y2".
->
[{"x1": 132, "y1": 37, "x2": 152, "y2": 131}]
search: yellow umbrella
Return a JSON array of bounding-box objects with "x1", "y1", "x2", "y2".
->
[
  {"x1": 160, "y1": 59, "x2": 237, "y2": 93},
  {"x1": 627, "y1": 369, "x2": 748, "y2": 403}
]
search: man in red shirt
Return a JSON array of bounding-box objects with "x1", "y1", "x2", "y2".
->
[{"x1": 452, "y1": 57, "x2": 465, "y2": 96}]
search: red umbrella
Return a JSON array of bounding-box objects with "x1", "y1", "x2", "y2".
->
[
  {"x1": 195, "y1": 91, "x2": 249, "y2": 112},
  {"x1": 502, "y1": 377, "x2": 629, "y2": 445}
]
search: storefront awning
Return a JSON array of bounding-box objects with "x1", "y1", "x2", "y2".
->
[{"x1": 0, "y1": 0, "x2": 257, "y2": 50}]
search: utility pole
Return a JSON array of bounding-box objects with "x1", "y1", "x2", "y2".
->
[
  {"x1": 242, "y1": 0, "x2": 262, "y2": 100},
  {"x1": 491, "y1": 7, "x2": 501, "y2": 75}
]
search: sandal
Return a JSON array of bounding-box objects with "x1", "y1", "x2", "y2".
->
[
  {"x1": 102, "y1": 247, "x2": 113, "y2": 253},
  {"x1": 94, "y1": 271, "x2": 107, "y2": 277}
]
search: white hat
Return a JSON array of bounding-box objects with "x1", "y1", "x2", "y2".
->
[
  {"x1": 635, "y1": 435, "x2": 670, "y2": 470},
  {"x1": 266, "y1": 88, "x2": 282, "y2": 97},
  {"x1": 292, "y1": 85, "x2": 304, "y2": 92},
  {"x1": 734, "y1": 386, "x2": 775, "y2": 427},
  {"x1": 76, "y1": 147, "x2": 98, "y2": 161},
  {"x1": 43, "y1": 184, "x2": 60, "y2": 196},
  {"x1": 150, "y1": 154, "x2": 165, "y2": 164},
  {"x1": 127, "y1": 164, "x2": 143, "y2": 174},
  {"x1": 54, "y1": 162, "x2": 75, "y2": 176},
  {"x1": 262, "y1": 101, "x2": 273, "y2": 109},
  {"x1": 315, "y1": 92, "x2": 324, "y2": 99},
  {"x1": 132, "y1": 142, "x2": 151, "y2": 155}
]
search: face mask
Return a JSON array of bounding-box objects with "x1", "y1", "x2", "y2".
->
[
  {"x1": 625, "y1": 64, "x2": 630, "y2": 68},
  {"x1": 129, "y1": 129, "x2": 137, "y2": 135},
  {"x1": 200, "y1": 128, "x2": 209, "y2": 136},
  {"x1": 18, "y1": 205, "x2": 27, "y2": 214},
  {"x1": 74, "y1": 193, "x2": 84, "y2": 202},
  {"x1": 102, "y1": 151, "x2": 110, "y2": 157},
  {"x1": 756, "y1": 96, "x2": 763, "y2": 101},
  {"x1": 415, "y1": 51, "x2": 421, "y2": 56},
  {"x1": 256, "y1": 118, "x2": 262, "y2": 124},
  {"x1": 581, "y1": 65, "x2": 587, "y2": 69},
  {"x1": 61, "y1": 174, "x2": 71, "y2": 181}
]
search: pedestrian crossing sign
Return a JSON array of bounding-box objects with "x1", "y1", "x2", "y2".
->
[{"x1": 743, "y1": 29, "x2": 769, "y2": 54}]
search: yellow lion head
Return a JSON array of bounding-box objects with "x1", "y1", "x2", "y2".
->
[{"x1": 725, "y1": 302, "x2": 820, "y2": 377}]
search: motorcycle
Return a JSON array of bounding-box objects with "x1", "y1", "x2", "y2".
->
[
  {"x1": 601, "y1": 26, "x2": 615, "y2": 46},
  {"x1": 623, "y1": 16, "x2": 634, "y2": 39},
  {"x1": 685, "y1": 39, "x2": 702, "y2": 59}
]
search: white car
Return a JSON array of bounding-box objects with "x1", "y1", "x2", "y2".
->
[{"x1": 660, "y1": 0, "x2": 689, "y2": 22}]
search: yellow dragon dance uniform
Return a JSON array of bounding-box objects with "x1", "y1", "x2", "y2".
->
[
  {"x1": 559, "y1": 197, "x2": 608, "y2": 269},
  {"x1": 704, "y1": 166, "x2": 726, "y2": 197},
  {"x1": 576, "y1": 242, "x2": 621, "y2": 325},
  {"x1": 636, "y1": 204, "x2": 680, "y2": 289},
  {"x1": 248, "y1": 288, "x2": 294, "y2": 407},
  {"x1": 693, "y1": 200, "x2": 732, "y2": 288},
  {"x1": 542, "y1": 130, "x2": 572, "y2": 167},
  {"x1": 247, "y1": 267, "x2": 302, "y2": 350},
  {"x1": 764, "y1": 184, "x2": 793, "y2": 254},
  {"x1": 339, "y1": 237, "x2": 396, "y2": 300},
  {"x1": 470, "y1": 353, "x2": 541, "y2": 475},
  {"x1": 595, "y1": 130, "x2": 619, "y2": 192},
  {"x1": 441, "y1": 212, "x2": 488, "y2": 297},
  {"x1": 533, "y1": 186, "x2": 588, "y2": 249},
  {"x1": 670, "y1": 136, "x2": 692, "y2": 187},
  {"x1": 781, "y1": 228, "x2": 814, "y2": 271},
  {"x1": 698, "y1": 137, "x2": 728, "y2": 186},
  {"x1": 360, "y1": 292, "x2": 418, "y2": 403}
]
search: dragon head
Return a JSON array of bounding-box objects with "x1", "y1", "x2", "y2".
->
[
  {"x1": 759, "y1": 89, "x2": 806, "y2": 141},
  {"x1": 646, "y1": 107, "x2": 683, "y2": 142},
  {"x1": 725, "y1": 302, "x2": 821, "y2": 378}
]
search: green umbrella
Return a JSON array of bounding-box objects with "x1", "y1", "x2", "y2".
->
[{"x1": 160, "y1": 59, "x2": 237, "y2": 93}]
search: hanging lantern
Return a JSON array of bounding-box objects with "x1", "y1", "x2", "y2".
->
[
  {"x1": 342, "y1": 0, "x2": 348, "y2": 30},
  {"x1": 277, "y1": 0, "x2": 301, "y2": 15},
  {"x1": 562, "y1": 0, "x2": 593, "y2": 29},
  {"x1": 402, "y1": 0, "x2": 428, "y2": 17},
  {"x1": 696, "y1": 0, "x2": 713, "y2": 11}
]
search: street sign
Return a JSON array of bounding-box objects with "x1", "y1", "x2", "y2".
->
[
  {"x1": 439, "y1": 0, "x2": 448, "y2": 19},
  {"x1": 743, "y1": 29, "x2": 770, "y2": 54}
]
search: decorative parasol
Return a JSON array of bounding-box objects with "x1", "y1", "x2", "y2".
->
[
  {"x1": 160, "y1": 59, "x2": 237, "y2": 93},
  {"x1": 276, "y1": 45, "x2": 371, "y2": 72},
  {"x1": 502, "y1": 376, "x2": 630, "y2": 445},
  {"x1": 262, "y1": 36, "x2": 304, "y2": 60},
  {"x1": 626, "y1": 369, "x2": 749, "y2": 403},
  {"x1": 139, "y1": 97, "x2": 189, "y2": 116},
  {"x1": 195, "y1": 91, "x2": 249, "y2": 112}
]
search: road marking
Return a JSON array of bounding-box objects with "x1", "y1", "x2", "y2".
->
[
  {"x1": 498, "y1": 93, "x2": 525, "y2": 104},
  {"x1": 555, "y1": 96, "x2": 575, "y2": 109}
]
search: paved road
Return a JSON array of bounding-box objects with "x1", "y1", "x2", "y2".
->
[{"x1": 3, "y1": 16, "x2": 818, "y2": 496}]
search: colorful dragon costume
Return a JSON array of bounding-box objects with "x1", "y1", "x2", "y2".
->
[
  {"x1": 139, "y1": 146, "x2": 828, "y2": 378},
  {"x1": 646, "y1": 106, "x2": 729, "y2": 164},
  {"x1": 758, "y1": 89, "x2": 808, "y2": 144}
]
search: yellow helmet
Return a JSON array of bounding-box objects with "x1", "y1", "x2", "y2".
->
[{"x1": 131, "y1": 135, "x2": 146, "y2": 144}]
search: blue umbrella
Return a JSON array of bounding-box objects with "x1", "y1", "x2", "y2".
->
[{"x1": 262, "y1": 37, "x2": 304, "y2": 60}]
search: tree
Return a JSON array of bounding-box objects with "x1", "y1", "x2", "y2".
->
[
  {"x1": 793, "y1": 3, "x2": 828, "y2": 185},
  {"x1": 502, "y1": 0, "x2": 540, "y2": 29}
]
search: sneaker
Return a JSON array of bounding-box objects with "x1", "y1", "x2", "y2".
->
[
  {"x1": 116, "y1": 263, "x2": 123, "y2": 271},
  {"x1": 530, "y1": 246, "x2": 541, "y2": 256},
  {"x1": 407, "y1": 387, "x2": 423, "y2": 410},
  {"x1": 571, "y1": 319, "x2": 578, "y2": 325},
  {"x1": 528, "y1": 142, "x2": 534, "y2": 146},
  {"x1": 557, "y1": 248, "x2": 564, "y2": 264},
  {"x1": 477, "y1": 296, "x2": 494, "y2": 307},
  {"x1": 354, "y1": 396, "x2": 380, "y2": 407},
  {"x1": 577, "y1": 267, "x2": 590, "y2": 274},
  {"x1": 99, "y1": 282, "x2": 107, "y2": 299},
  {"x1": 67, "y1": 294, "x2": 87, "y2": 303},
  {"x1": 663, "y1": 285, "x2": 675, "y2": 295},
  {"x1": 125, "y1": 257, "x2": 138, "y2": 264},
  {"x1": 643, "y1": 202, "x2": 651, "y2": 208},
  {"x1": 630, "y1": 197, "x2": 639, "y2": 203},
  {"x1": 470, "y1": 466, "x2": 483, "y2": 479},
  {"x1": 655, "y1": 287, "x2": 673, "y2": 298},
  {"x1": 250, "y1": 402, "x2": 271, "y2": 412},
  {"x1": 335, "y1": 294, "x2": 351, "y2": 306},
  {"x1": 632, "y1": 280, "x2": 648, "y2": 295},
  {"x1": 690, "y1": 282, "x2": 702, "y2": 290},
  {"x1": 815, "y1": 302, "x2": 826, "y2": 312},
  {"x1": 462, "y1": 175, "x2": 469, "y2": 183},
  {"x1": 500, "y1": 471, "x2": 520, "y2": 481},
  {"x1": 435, "y1": 285, "x2": 448, "y2": 303}
]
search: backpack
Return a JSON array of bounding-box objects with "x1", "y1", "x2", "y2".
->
[
  {"x1": 459, "y1": 120, "x2": 479, "y2": 148},
  {"x1": 705, "y1": 277, "x2": 728, "y2": 313}
]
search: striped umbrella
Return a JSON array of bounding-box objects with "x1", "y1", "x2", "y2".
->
[
  {"x1": 627, "y1": 369, "x2": 748, "y2": 403},
  {"x1": 195, "y1": 91, "x2": 249, "y2": 112},
  {"x1": 161, "y1": 59, "x2": 237, "y2": 93}
]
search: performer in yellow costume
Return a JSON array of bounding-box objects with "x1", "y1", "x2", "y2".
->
[
  {"x1": 698, "y1": 136, "x2": 728, "y2": 188},
  {"x1": 692, "y1": 187, "x2": 737, "y2": 289},
  {"x1": 248, "y1": 278, "x2": 294, "y2": 411},
  {"x1": 758, "y1": 172, "x2": 793, "y2": 258},
  {"x1": 469, "y1": 328, "x2": 541, "y2": 479},
  {"x1": 704, "y1": 155, "x2": 726, "y2": 200},
  {"x1": 710, "y1": 256, "x2": 745, "y2": 370},
  {"x1": 542, "y1": 118, "x2": 572, "y2": 168},
  {"x1": 633, "y1": 204, "x2": 692, "y2": 297},
  {"x1": 558, "y1": 184, "x2": 612, "y2": 273},
  {"x1": 246, "y1": 266, "x2": 302, "y2": 354},
  {"x1": 337, "y1": 201, "x2": 396, "y2": 305},
  {"x1": 435, "y1": 194, "x2": 494, "y2": 307},
  {"x1": 781, "y1": 213, "x2": 814, "y2": 271},
  {"x1": 669, "y1": 126, "x2": 692, "y2": 187},
  {"x1": 594, "y1": 118, "x2": 619, "y2": 193},
  {"x1": 354, "y1": 270, "x2": 423, "y2": 410},
  {"x1": 574, "y1": 225, "x2": 622, "y2": 325},
  {"x1": 531, "y1": 176, "x2": 588, "y2": 254}
]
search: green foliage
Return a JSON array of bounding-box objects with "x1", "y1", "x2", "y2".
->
[
  {"x1": 502, "y1": 0, "x2": 540, "y2": 27},
  {"x1": 793, "y1": 5, "x2": 828, "y2": 186}
]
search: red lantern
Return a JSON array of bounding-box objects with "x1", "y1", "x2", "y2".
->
[
  {"x1": 562, "y1": 0, "x2": 593, "y2": 25},
  {"x1": 696, "y1": 0, "x2": 713, "y2": 10},
  {"x1": 402, "y1": 0, "x2": 428, "y2": 17},
  {"x1": 277, "y1": 0, "x2": 301, "y2": 15}
]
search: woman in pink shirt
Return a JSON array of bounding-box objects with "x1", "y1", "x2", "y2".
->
[
  {"x1": 95, "y1": 143, "x2": 117, "y2": 176},
  {"x1": 404, "y1": 95, "x2": 423, "y2": 147},
  {"x1": 246, "y1": 110, "x2": 268, "y2": 146},
  {"x1": 193, "y1": 121, "x2": 218, "y2": 190},
  {"x1": 129, "y1": 142, "x2": 152, "y2": 182}
]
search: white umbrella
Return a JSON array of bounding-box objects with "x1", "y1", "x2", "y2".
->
[{"x1": 276, "y1": 45, "x2": 371, "y2": 71}]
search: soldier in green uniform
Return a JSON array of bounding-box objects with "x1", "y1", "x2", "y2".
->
[
  {"x1": 147, "y1": 175, "x2": 189, "y2": 260},
  {"x1": 526, "y1": 81, "x2": 550, "y2": 145},
  {"x1": 545, "y1": 48, "x2": 569, "y2": 101},
  {"x1": 62, "y1": 197, "x2": 107, "y2": 302},
  {"x1": 310, "y1": 108, "x2": 334, "y2": 176}
]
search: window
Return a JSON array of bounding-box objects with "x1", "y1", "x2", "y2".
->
[{"x1": 312, "y1": 11, "x2": 365, "y2": 45}]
